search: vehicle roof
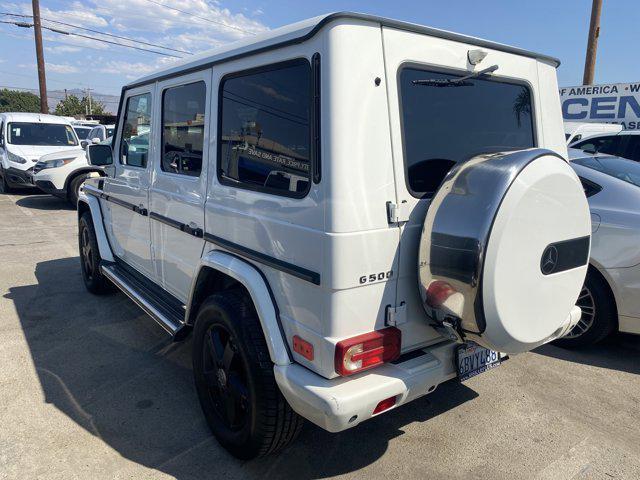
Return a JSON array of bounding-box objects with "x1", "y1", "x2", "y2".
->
[
  {"x1": 127, "y1": 11, "x2": 561, "y2": 89},
  {"x1": 0, "y1": 112, "x2": 72, "y2": 124}
]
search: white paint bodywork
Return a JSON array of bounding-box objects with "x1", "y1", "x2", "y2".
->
[
  {"x1": 0, "y1": 113, "x2": 80, "y2": 177},
  {"x1": 564, "y1": 121, "x2": 623, "y2": 145},
  {"x1": 79, "y1": 14, "x2": 590, "y2": 432}
]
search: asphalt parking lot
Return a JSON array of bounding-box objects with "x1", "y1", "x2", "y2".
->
[{"x1": 1, "y1": 191, "x2": 639, "y2": 480}]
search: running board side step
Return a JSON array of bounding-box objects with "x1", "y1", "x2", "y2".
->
[{"x1": 101, "y1": 262, "x2": 190, "y2": 341}]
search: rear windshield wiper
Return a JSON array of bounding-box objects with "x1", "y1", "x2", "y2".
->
[{"x1": 412, "y1": 65, "x2": 499, "y2": 87}]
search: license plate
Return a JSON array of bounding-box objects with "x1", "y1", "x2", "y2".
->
[{"x1": 456, "y1": 342, "x2": 501, "y2": 382}]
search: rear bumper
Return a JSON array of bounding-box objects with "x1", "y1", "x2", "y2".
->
[{"x1": 274, "y1": 340, "x2": 457, "y2": 432}]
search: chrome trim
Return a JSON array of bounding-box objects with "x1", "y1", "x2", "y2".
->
[
  {"x1": 101, "y1": 263, "x2": 184, "y2": 336},
  {"x1": 418, "y1": 148, "x2": 565, "y2": 334}
]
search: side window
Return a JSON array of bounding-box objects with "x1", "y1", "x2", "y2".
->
[
  {"x1": 574, "y1": 135, "x2": 620, "y2": 155},
  {"x1": 120, "y1": 92, "x2": 152, "y2": 168},
  {"x1": 161, "y1": 81, "x2": 206, "y2": 177},
  {"x1": 0, "y1": 121, "x2": 4, "y2": 146},
  {"x1": 218, "y1": 59, "x2": 311, "y2": 197},
  {"x1": 623, "y1": 136, "x2": 640, "y2": 162}
]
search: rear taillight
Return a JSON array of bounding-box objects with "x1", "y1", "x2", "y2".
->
[{"x1": 334, "y1": 327, "x2": 401, "y2": 376}]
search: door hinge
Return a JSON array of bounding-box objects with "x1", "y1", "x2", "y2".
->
[
  {"x1": 386, "y1": 200, "x2": 409, "y2": 224},
  {"x1": 385, "y1": 302, "x2": 407, "y2": 327}
]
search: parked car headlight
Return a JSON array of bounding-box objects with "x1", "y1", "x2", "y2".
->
[
  {"x1": 38, "y1": 158, "x2": 75, "y2": 170},
  {"x1": 7, "y1": 151, "x2": 27, "y2": 164}
]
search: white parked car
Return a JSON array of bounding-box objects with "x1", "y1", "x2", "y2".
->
[
  {"x1": 31, "y1": 137, "x2": 110, "y2": 206},
  {"x1": 564, "y1": 121, "x2": 622, "y2": 145},
  {"x1": 77, "y1": 12, "x2": 590, "y2": 458},
  {"x1": 556, "y1": 151, "x2": 640, "y2": 347},
  {"x1": 80, "y1": 124, "x2": 115, "y2": 149},
  {"x1": 570, "y1": 130, "x2": 640, "y2": 163},
  {"x1": 0, "y1": 112, "x2": 80, "y2": 193}
]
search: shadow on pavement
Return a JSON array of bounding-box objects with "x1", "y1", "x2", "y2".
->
[
  {"x1": 15, "y1": 195, "x2": 74, "y2": 211},
  {"x1": 534, "y1": 332, "x2": 640, "y2": 375},
  {"x1": 6, "y1": 256, "x2": 478, "y2": 479}
]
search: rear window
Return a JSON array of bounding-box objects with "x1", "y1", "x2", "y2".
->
[
  {"x1": 8, "y1": 122, "x2": 78, "y2": 147},
  {"x1": 573, "y1": 155, "x2": 640, "y2": 188},
  {"x1": 399, "y1": 68, "x2": 535, "y2": 197},
  {"x1": 572, "y1": 135, "x2": 621, "y2": 156}
]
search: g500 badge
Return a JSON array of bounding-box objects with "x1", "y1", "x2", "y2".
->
[{"x1": 359, "y1": 271, "x2": 393, "y2": 284}]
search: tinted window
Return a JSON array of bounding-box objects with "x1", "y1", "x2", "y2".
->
[
  {"x1": 577, "y1": 176, "x2": 602, "y2": 198},
  {"x1": 8, "y1": 122, "x2": 77, "y2": 146},
  {"x1": 161, "y1": 82, "x2": 206, "y2": 177},
  {"x1": 573, "y1": 135, "x2": 621, "y2": 156},
  {"x1": 107, "y1": 127, "x2": 115, "y2": 137},
  {"x1": 120, "y1": 93, "x2": 151, "y2": 168},
  {"x1": 573, "y1": 155, "x2": 640, "y2": 188},
  {"x1": 623, "y1": 136, "x2": 640, "y2": 162},
  {"x1": 399, "y1": 68, "x2": 535, "y2": 196},
  {"x1": 218, "y1": 60, "x2": 311, "y2": 197}
]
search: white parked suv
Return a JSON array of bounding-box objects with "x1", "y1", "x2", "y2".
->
[
  {"x1": 32, "y1": 138, "x2": 109, "y2": 206},
  {"x1": 0, "y1": 112, "x2": 80, "y2": 193},
  {"x1": 77, "y1": 13, "x2": 591, "y2": 459}
]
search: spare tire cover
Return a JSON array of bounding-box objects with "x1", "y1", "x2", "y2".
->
[{"x1": 418, "y1": 149, "x2": 591, "y2": 354}]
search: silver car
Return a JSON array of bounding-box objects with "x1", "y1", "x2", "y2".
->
[{"x1": 556, "y1": 151, "x2": 640, "y2": 347}]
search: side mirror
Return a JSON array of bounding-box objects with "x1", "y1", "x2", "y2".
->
[
  {"x1": 80, "y1": 140, "x2": 88, "y2": 149},
  {"x1": 87, "y1": 144, "x2": 113, "y2": 166},
  {"x1": 91, "y1": 137, "x2": 101, "y2": 145}
]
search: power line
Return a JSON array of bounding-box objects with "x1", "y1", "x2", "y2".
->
[
  {"x1": 0, "y1": 12, "x2": 192, "y2": 55},
  {"x1": 0, "y1": 85, "x2": 121, "y2": 103},
  {"x1": 0, "y1": 18, "x2": 182, "y2": 58},
  {"x1": 140, "y1": 0, "x2": 257, "y2": 35}
]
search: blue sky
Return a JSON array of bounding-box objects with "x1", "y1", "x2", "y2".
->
[{"x1": 0, "y1": 0, "x2": 638, "y2": 109}]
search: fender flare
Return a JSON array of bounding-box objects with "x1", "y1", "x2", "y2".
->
[
  {"x1": 188, "y1": 250, "x2": 291, "y2": 366},
  {"x1": 77, "y1": 191, "x2": 114, "y2": 263}
]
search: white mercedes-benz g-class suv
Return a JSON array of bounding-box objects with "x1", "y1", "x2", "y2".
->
[{"x1": 77, "y1": 13, "x2": 590, "y2": 459}]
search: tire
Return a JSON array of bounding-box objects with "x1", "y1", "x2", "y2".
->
[
  {"x1": 192, "y1": 292, "x2": 303, "y2": 459},
  {"x1": 68, "y1": 173, "x2": 91, "y2": 208},
  {"x1": 0, "y1": 169, "x2": 14, "y2": 194},
  {"x1": 553, "y1": 270, "x2": 617, "y2": 348},
  {"x1": 78, "y1": 211, "x2": 114, "y2": 294}
]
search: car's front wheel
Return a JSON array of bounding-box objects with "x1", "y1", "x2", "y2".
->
[
  {"x1": 192, "y1": 292, "x2": 303, "y2": 459},
  {"x1": 553, "y1": 270, "x2": 617, "y2": 348},
  {"x1": 68, "y1": 173, "x2": 92, "y2": 208}
]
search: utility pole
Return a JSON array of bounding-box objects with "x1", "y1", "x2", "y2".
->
[
  {"x1": 85, "y1": 88, "x2": 93, "y2": 116},
  {"x1": 31, "y1": 0, "x2": 48, "y2": 113},
  {"x1": 582, "y1": 0, "x2": 603, "y2": 85}
]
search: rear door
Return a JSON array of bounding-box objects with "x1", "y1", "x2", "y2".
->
[
  {"x1": 382, "y1": 27, "x2": 539, "y2": 349},
  {"x1": 149, "y1": 70, "x2": 210, "y2": 302},
  {"x1": 104, "y1": 86, "x2": 156, "y2": 279}
]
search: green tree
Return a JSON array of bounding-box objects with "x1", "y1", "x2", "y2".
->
[
  {"x1": 0, "y1": 89, "x2": 41, "y2": 113},
  {"x1": 54, "y1": 94, "x2": 106, "y2": 116}
]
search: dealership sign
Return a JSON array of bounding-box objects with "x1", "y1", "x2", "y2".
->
[{"x1": 559, "y1": 82, "x2": 640, "y2": 130}]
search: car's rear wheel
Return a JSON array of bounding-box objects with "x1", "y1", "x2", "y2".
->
[
  {"x1": 79, "y1": 211, "x2": 114, "y2": 294},
  {"x1": 553, "y1": 270, "x2": 617, "y2": 348},
  {"x1": 192, "y1": 292, "x2": 303, "y2": 459}
]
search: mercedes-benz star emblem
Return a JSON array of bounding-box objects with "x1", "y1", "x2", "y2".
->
[{"x1": 540, "y1": 245, "x2": 559, "y2": 275}]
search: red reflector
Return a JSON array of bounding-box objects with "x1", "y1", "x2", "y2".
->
[
  {"x1": 334, "y1": 327, "x2": 401, "y2": 376},
  {"x1": 425, "y1": 280, "x2": 456, "y2": 308},
  {"x1": 373, "y1": 396, "x2": 397, "y2": 415},
  {"x1": 293, "y1": 335, "x2": 314, "y2": 361}
]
